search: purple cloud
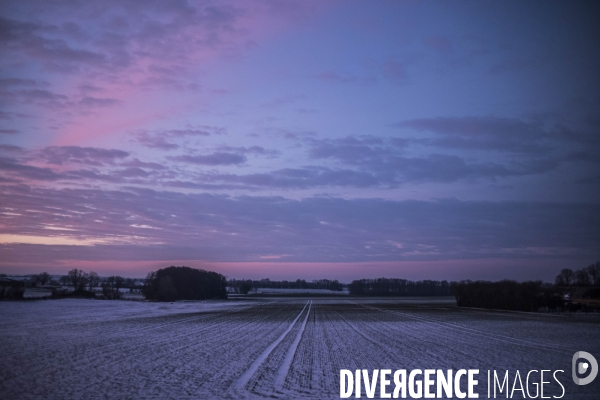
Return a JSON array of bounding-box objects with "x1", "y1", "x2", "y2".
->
[
  {"x1": 120, "y1": 158, "x2": 167, "y2": 170},
  {"x1": 133, "y1": 127, "x2": 224, "y2": 150},
  {"x1": 0, "y1": 78, "x2": 49, "y2": 88},
  {"x1": 394, "y1": 116, "x2": 596, "y2": 154},
  {"x1": 38, "y1": 146, "x2": 129, "y2": 166},
  {"x1": 167, "y1": 129, "x2": 213, "y2": 137},
  {"x1": 0, "y1": 144, "x2": 23, "y2": 153},
  {"x1": 217, "y1": 145, "x2": 279, "y2": 157},
  {"x1": 79, "y1": 97, "x2": 119, "y2": 107},
  {"x1": 314, "y1": 71, "x2": 368, "y2": 84},
  {"x1": 134, "y1": 132, "x2": 179, "y2": 150},
  {"x1": 0, "y1": 156, "x2": 62, "y2": 181},
  {"x1": 1, "y1": 89, "x2": 69, "y2": 108},
  {"x1": 0, "y1": 185, "x2": 598, "y2": 266},
  {"x1": 169, "y1": 152, "x2": 246, "y2": 166},
  {"x1": 0, "y1": 17, "x2": 106, "y2": 65}
]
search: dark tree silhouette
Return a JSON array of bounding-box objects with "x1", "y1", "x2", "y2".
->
[
  {"x1": 452, "y1": 280, "x2": 562, "y2": 312},
  {"x1": 34, "y1": 272, "x2": 51, "y2": 286},
  {"x1": 228, "y1": 278, "x2": 344, "y2": 292},
  {"x1": 157, "y1": 276, "x2": 178, "y2": 301},
  {"x1": 586, "y1": 262, "x2": 600, "y2": 286},
  {"x1": 101, "y1": 276, "x2": 125, "y2": 299},
  {"x1": 87, "y1": 272, "x2": 100, "y2": 290},
  {"x1": 66, "y1": 269, "x2": 89, "y2": 291},
  {"x1": 575, "y1": 269, "x2": 591, "y2": 286},
  {"x1": 238, "y1": 280, "x2": 253, "y2": 294},
  {"x1": 143, "y1": 266, "x2": 227, "y2": 301},
  {"x1": 555, "y1": 269, "x2": 575, "y2": 286},
  {"x1": 0, "y1": 279, "x2": 24, "y2": 300},
  {"x1": 348, "y1": 278, "x2": 451, "y2": 296},
  {"x1": 115, "y1": 276, "x2": 124, "y2": 291}
]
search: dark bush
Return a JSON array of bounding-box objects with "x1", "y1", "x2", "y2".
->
[
  {"x1": 0, "y1": 285, "x2": 25, "y2": 300},
  {"x1": 228, "y1": 278, "x2": 344, "y2": 292},
  {"x1": 348, "y1": 278, "x2": 452, "y2": 296},
  {"x1": 143, "y1": 266, "x2": 227, "y2": 301},
  {"x1": 452, "y1": 280, "x2": 563, "y2": 312}
]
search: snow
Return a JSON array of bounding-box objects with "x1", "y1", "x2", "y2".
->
[
  {"x1": 254, "y1": 288, "x2": 349, "y2": 294},
  {"x1": 0, "y1": 297, "x2": 599, "y2": 399},
  {"x1": 22, "y1": 288, "x2": 53, "y2": 299}
]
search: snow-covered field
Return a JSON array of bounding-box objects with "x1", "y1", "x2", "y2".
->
[{"x1": 1, "y1": 297, "x2": 599, "y2": 399}]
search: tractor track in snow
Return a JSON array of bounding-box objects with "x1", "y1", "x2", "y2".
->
[{"x1": 233, "y1": 301, "x2": 311, "y2": 392}]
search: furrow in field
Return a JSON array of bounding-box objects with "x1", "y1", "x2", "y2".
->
[
  {"x1": 1, "y1": 303, "x2": 262, "y2": 360},
  {"x1": 2, "y1": 298, "x2": 599, "y2": 399},
  {"x1": 24, "y1": 303, "x2": 288, "y2": 398},
  {"x1": 381, "y1": 299, "x2": 599, "y2": 350},
  {"x1": 337, "y1": 302, "x2": 460, "y2": 369},
  {"x1": 288, "y1": 301, "x2": 427, "y2": 398},
  {"x1": 0, "y1": 301, "x2": 266, "y2": 359},
  {"x1": 106, "y1": 303, "x2": 301, "y2": 398},
  {"x1": 354, "y1": 301, "x2": 573, "y2": 355},
  {"x1": 0, "y1": 302, "x2": 291, "y2": 394},
  {"x1": 342, "y1": 301, "x2": 543, "y2": 374}
]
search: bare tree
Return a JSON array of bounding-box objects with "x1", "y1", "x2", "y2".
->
[
  {"x1": 555, "y1": 268, "x2": 575, "y2": 286},
  {"x1": 586, "y1": 262, "x2": 600, "y2": 286},
  {"x1": 239, "y1": 280, "x2": 253, "y2": 294},
  {"x1": 35, "y1": 272, "x2": 51, "y2": 286},
  {"x1": 102, "y1": 276, "x2": 125, "y2": 299},
  {"x1": 115, "y1": 276, "x2": 124, "y2": 292},
  {"x1": 575, "y1": 269, "x2": 591, "y2": 286},
  {"x1": 67, "y1": 269, "x2": 85, "y2": 290},
  {"x1": 80, "y1": 273, "x2": 90, "y2": 291},
  {"x1": 59, "y1": 275, "x2": 69, "y2": 286},
  {"x1": 88, "y1": 272, "x2": 100, "y2": 291}
]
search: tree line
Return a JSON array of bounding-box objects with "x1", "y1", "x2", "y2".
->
[
  {"x1": 142, "y1": 266, "x2": 227, "y2": 301},
  {"x1": 8, "y1": 262, "x2": 599, "y2": 310},
  {"x1": 452, "y1": 262, "x2": 600, "y2": 312},
  {"x1": 554, "y1": 262, "x2": 600, "y2": 286},
  {"x1": 348, "y1": 278, "x2": 452, "y2": 296},
  {"x1": 23, "y1": 269, "x2": 141, "y2": 299},
  {"x1": 227, "y1": 278, "x2": 344, "y2": 294},
  {"x1": 452, "y1": 280, "x2": 563, "y2": 312},
  {"x1": 59, "y1": 269, "x2": 144, "y2": 299}
]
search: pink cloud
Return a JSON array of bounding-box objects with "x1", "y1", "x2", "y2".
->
[{"x1": 0, "y1": 1, "x2": 334, "y2": 147}]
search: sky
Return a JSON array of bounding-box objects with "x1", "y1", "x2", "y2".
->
[{"x1": 0, "y1": 0, "x2": 599, "y2": 281}]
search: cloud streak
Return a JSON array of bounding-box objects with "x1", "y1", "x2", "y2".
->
[
  {"x1": 394, "y1": 116, "x2": 597, "y2": 154},
  {"x1": 0, "y1": 186, "x2": 597, "y2": 266},
  {"x1": 169, "y1": 152, "x2": 246, "y2": 166}
]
